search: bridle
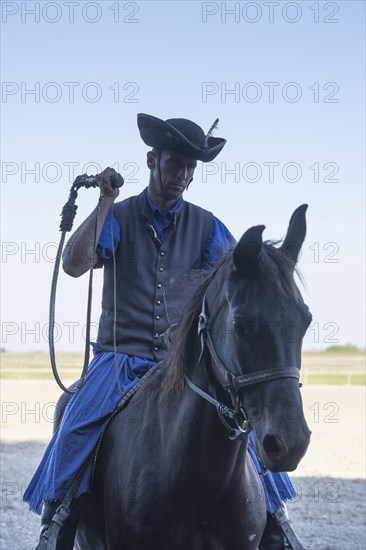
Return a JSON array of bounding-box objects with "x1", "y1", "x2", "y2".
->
[{"x1": 184, "y1": 290, "x2": 301, "y2": 441}]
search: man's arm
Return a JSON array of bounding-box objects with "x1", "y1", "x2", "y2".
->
[
  {"x1": 202, "y1": 217, "x2": 236, "y2": 270},
  {"x1": 62, "y1": 168, "x2": 121, "y2": 277}
]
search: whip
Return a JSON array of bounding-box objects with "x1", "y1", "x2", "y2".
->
[{"x1": 49, "y1": 172, "x2": 123, "y2": 394}]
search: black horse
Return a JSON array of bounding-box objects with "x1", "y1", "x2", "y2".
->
[{"x1": 74, "y1": 205, "x2": 312, "y2": 550}]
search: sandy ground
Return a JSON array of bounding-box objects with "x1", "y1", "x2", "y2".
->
[{"x1": 0, "y1": 381, "x2": 365, "y2": 550}]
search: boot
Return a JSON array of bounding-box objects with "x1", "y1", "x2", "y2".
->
[
  {"x1": 38, "y1": 501, "x2": 60, "y2": 541},
  {"x1": 36, "y1": 500, "x2": 79, "y2": 550}
]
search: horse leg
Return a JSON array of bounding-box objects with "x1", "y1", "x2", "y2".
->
[
  {"x1": 75, "y1": 493, "x2": 107, "y2": 550},
  {"x1": 259, "y1": 512, "x2": 287, "y2": 549}
]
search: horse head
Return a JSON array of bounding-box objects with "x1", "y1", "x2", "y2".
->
[{"x1": 205, "y1": 205, "x2": 312, "y2": 472}]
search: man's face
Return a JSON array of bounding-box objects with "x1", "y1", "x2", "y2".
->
[{"x1": 150, "y1": 150, "x2": 197, "y2": 201}]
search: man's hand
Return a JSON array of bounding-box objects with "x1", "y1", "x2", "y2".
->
[
  {"x1": 63, "y1": 166, "x2": 124, "y2": 277},
  {"x1": 96, "y1": 167, "x2": 123, "y2": 200}
]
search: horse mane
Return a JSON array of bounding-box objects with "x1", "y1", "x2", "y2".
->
[{"x1": 159, "y1": 241, "x2": 301, "y2": 405}]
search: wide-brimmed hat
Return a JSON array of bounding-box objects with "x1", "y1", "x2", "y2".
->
[{"x1": 137, "y1": 113, "x2": 226, "y2": 162}]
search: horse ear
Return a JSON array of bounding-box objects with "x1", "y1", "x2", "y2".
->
[
  {"x1": 280, "y1": 204, "x2": 308, "y2": 263},
  {"x1": 233, "y1": 225, "x2": 265, "y2": 270}
]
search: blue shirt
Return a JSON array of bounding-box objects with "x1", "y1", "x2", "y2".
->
[
  {"x1": 97, "y1": 189, "x2": 236, "y2": 269},
  {"x1": 143, "y1": 188, "x2": 183, "y2": 242}
]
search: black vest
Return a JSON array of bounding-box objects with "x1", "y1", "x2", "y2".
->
[{"x1": 97, "y1": 191, "x2": 213, "y2": 361}]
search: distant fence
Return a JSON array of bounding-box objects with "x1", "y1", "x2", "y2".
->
[
  {"x1": 0, "y1": 368, "x2": 80, "y2": 381},
  {"x1": 300, "y1": 367, "x2": 365, "y2": 385},
  {"x1": 1, "y1": 352, "x2": 365, "y2": 385}
]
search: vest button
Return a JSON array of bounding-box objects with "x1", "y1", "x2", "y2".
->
[
  {"x1": 157, "y1": 283, "x2": 162, "y2": 288},
  {"x1": 154, "y1": 333, "x2": 159, "y2": 338},
  {"x1": 155, "y1": 315, "x2": 160, "y2": 320},
  {"x1": 159, "y1": 267, "x2": 164, "y2": 272},
  {"x1": 156, "y1": 300, "x2": 161, "y2": 305},
  {"x1": 160, "y1": 251, "x2": 165, "y2": 256},
  {"x1": 153, "y1": 346, "x2": 159, "y2": 352}
]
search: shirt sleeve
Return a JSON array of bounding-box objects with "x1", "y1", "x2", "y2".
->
[
  {"x1": 202, "y1": 216, "x2": 236, "y2": 270},
  {"x1": 96, "y1": 210, "x2": 121, "y2": 262}
]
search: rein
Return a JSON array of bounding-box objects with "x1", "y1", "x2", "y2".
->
[{"x1": 185, "y1": 290, "x2": 301, "y2": 440}]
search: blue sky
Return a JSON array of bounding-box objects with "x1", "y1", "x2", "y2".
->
[{"x1": 1, "y1": 0, "x2": 365, "y2": 351}]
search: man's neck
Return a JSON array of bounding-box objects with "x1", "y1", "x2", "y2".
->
[{"x1": 147, "y1": 187, "x2": 180, "y2": 215}]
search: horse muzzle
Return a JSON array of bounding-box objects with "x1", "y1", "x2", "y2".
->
[{"x1": 258, "y1": 426, "x2": 312, "y2": 472}]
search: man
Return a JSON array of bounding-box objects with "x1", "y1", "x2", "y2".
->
[{"x1": 24, "y1": 114, "x2": 295, "y2": 549}]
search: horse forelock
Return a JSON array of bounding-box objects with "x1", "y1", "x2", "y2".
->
[
  {"x1": 261, "y1": 241, "x2": 303, "y2": 298},
  {"x1": 159, "y1": 240, "x2": 303, "y2": 406}
]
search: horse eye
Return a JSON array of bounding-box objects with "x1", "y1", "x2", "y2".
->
[{"x1": 232, "y1": 320, "x2": 244, "y2": 337}]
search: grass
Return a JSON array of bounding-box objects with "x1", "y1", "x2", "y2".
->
[
  {"x1": 0, "y1": 351, "x2": 84, "y2": 369},
  {"x1": 301, "y1": 351, "x2": 365, "y2": 369},
  {"x1": 300, "y1": 351, "x2": 365, "y2": 385},
  {"x1": 303, "y1": 373, "x2": 365, "y2": 385},
  {"x1": 1, "y1": 351, "x2": 365, "y2": 384},
  {"x1": 0, "y1": 352, "x2": 82, "y2": 381}
]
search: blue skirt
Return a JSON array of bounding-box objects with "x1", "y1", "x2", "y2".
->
[
  {"x1": 23, "y1": 348, "x2": 155, "y2": 514},
  {"x1": 23, "y1": 349, "x2": 294, "y2": 514}
]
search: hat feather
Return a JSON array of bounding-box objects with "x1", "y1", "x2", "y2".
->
[{"x1": 206, "y1": 118, "x2": 219, "y2": 138}]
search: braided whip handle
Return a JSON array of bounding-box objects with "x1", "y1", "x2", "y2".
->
[{"x1": 49, "y1": 185, "x2": 83, "y2": 394}]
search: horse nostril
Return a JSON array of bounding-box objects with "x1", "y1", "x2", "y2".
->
[{"x1": 262, "y1": 435, "x2": 284, "y2": 456}]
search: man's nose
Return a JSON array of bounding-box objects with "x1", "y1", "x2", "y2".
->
[{"x1": 177, "y1": 165, "x2": 188, "y2": 181}]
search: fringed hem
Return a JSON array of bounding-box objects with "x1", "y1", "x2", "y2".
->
[{"x1": 23, "y1": 487, "x2": 92, "y2": 515}]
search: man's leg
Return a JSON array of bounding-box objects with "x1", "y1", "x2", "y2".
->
[
  {"x1": 36, "y1": 498, "x2": 82, "y2": 550},
  {"x1": 24, "y1": 352, "x2": 156, "y2": 545}
]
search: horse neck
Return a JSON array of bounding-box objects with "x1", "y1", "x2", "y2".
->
[{"x1": 171, "y1": 339, "x2": 248, "y2": 487}]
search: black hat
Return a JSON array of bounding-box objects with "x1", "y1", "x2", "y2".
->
[{"x1": 137, "y1": 113, "x2": 226, "y2": 162}]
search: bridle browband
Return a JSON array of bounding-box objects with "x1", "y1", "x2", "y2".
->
[{"x1": 184, "y1": 290, "x2": 301, "y2": 440}]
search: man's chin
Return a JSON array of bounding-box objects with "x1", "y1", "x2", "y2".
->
[{"x1": 166, "y1": 185, "x2": 185, "y2": 197}]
